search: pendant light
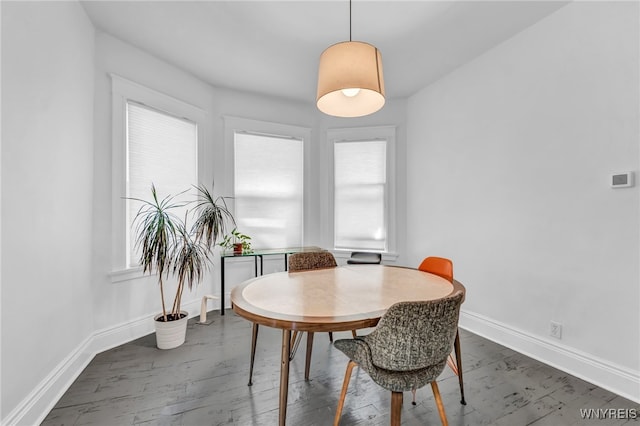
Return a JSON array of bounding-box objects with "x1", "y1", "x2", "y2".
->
[{"x1": 316, "y1": 0, "x2": 385, "y2": 117}]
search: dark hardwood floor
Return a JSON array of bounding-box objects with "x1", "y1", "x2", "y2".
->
[{"x1": 42, "y1": 310, "x2": 639, "y2": 425}]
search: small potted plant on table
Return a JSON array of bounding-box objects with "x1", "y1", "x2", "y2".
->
[{"x1": 219, "y1": 228, "x2": 252, "y2": 255}]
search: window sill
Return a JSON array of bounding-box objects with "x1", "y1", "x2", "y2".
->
[
  {"x1": 331, "y1": 250, "x2": 399, "y2": 263},
  {"x1": 109, "y1": 266, "x2": 148, "y2": 283}
]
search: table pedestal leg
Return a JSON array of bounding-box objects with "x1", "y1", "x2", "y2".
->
[
  {"x1": 279, "y1": 329, "x2": 291, "y2": 426},
  {"x1": 304, "y1": 332, "x2": 314, "y2": 381},
  {"x1": 248, "y1": 323, "x2": 259, "y2": 386}
]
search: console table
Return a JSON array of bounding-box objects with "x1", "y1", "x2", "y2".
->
[{"x1": 219, "y1": 246, "x2": 323, "y2": 315}]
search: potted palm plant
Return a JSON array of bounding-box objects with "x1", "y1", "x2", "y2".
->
[{"x1": 130, "y1": 183, "x2": 234, "y2": 349}]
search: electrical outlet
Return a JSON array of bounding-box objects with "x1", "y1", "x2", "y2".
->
[{"x1": 550, "y1": 321, "x2": 562, "y2": 339}]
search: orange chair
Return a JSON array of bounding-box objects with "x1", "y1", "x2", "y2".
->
[
  {"x1": 418, "y1": 256, "x2": 466, "y2": 406},
  {"x1": 418, "y1": 256, "x2": 453, "y2": 282}
]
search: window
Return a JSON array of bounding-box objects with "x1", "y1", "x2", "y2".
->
[
  {"x1": 125, "y1": 102, "x2": 197, "y2": 267},
  {"x1": 224, "y1": 117, "x2": 310, "y2": 250},
  {"x1": 329, "y1": 126, "x2": 396, "y2": 253},
  {"x1": 334, "y1": 140, "x2": 387, "y2": 251},
  {"x1": 111, "y1": 75, "x2": 205, "y2": 276},
  {"x1": 234, "y1": 132, "x2": 303, "y2": 248}
]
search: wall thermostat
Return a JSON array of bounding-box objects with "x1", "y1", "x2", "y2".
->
[{"x1": 611, "y1": 171, "x2": 634, "y2": 188}]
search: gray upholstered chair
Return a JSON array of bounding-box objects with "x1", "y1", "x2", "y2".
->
[
  {"x1": 288, "y1": 250, "x2": 337, "y2": 271},
  {"x1": 288, "y1": 251, "x2": 359, "y2": 341},
  {"x1": 333, "y1": 291, "x2": 464, "y2": 426},
  {"x1": 247, "y1": 251, "x2": 338, "y2": 386},
  {"x1": 288, "y1": 251, "x2": 338, "y2": 354}
]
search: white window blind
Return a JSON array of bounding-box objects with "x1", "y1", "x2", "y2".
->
[
  {"x1": 234, "y1": 132, "x2": 303, "y2": 249},
  {"x1": 334, "y1": 140, "x2": 387, "y2": 251},
  {"x1": 126, "y1": 101, "x2": 197, "y2": 267}
]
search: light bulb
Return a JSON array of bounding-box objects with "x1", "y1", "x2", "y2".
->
[{"x1": 341, "y1": 88, "x2": 361, "y2": 97}]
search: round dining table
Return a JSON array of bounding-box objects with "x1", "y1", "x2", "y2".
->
[{"x1": 231, "y1": 264, "x2": 466, "y2": 426}]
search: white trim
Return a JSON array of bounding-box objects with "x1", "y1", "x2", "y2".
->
[
  {"x1": 1, "y1": 299, "x2": 208, "y2": 426},
  {"x1": 1, "y1": 335, "x2": 93, "y2": 426},
  {"x1": 110, "y1": 74, "x2": 206, "y2": 272},
  {"x1": 459, "y1": 309, "x2": 640, "y2": 404},
  {"x1": 331, "y1": 249, "x2": 399, "y2": 264},
  {"x1": 108, "y1": 265, "x2": 145, "y2": 283}
]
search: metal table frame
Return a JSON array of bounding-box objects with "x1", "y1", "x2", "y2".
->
[{"x1": 219, "y1": 246, "x2": 323, "y2": 315}]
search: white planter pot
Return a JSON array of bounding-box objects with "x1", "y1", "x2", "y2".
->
[{"x1": 154, "y1": 311, "x2": 188, "y2": 350}]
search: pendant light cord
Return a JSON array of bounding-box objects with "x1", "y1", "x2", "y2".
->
[{"x1": 349, "y1": 0, "x2": 352, "y2": 42}]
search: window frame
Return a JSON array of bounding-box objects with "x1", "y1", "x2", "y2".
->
[
  {"x1": 223, "y1": 116, "x2": 312, "y2": 248},
  {"x1": 328, "y1": 126, "x2": 397, "y2": 255},
  {"x1": 110, "y1": 75, "x2": 206, "y2": 281}
]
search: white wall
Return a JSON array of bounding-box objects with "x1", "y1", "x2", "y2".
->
[
  {"x1": 1, "y1": 1, "x2": 95, "y2": 422},
  {"x1": 406, "y1": 1, "x2": 639, "y2": 401}
]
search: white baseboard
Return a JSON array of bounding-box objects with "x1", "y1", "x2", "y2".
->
[
  {"x1": 2, "y1": 298, "x2": 208, "y2": 426},
  {"x1": 459, "y1": 309, "x2": 640, "y2": 404},
  {"x1": 1, "y1": 335, "x2": 94, "y2": 426}
]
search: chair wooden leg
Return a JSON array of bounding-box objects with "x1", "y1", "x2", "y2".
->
[
  {"x1": 453, "y1": 330, "x2": 466, "y2": 405},
  {"x1": 289, "y1": 331, "x2": 304, "y2": 361},
  {"x1": 248, "y1": 322, "x2": 259, "y2": 386},
  {"x1": 304, "y1": 332, "x2": 314, "y2": 381},
  {"x1": 390, "y1": 391, "x2": 403, "y2": 426},
  {"x1": 334, "y1": 360, "x2": 356, "y2": 426},
  {"x1": 431, "y1": 381, "x2": 448, "y2": 426},
  {"x1": 351, "y1": 330, "x2": 357, "y2": 338},
  {"x1": 446, "y1": 354, "x2": 458, "y2": 375},
  {"x1": 329, "y1": 331, "x2": 334, "y2": 342}
]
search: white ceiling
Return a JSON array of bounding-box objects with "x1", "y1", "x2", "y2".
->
[{"x1": 81, "y1": 1, "x2": 569, "y2": 104}]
